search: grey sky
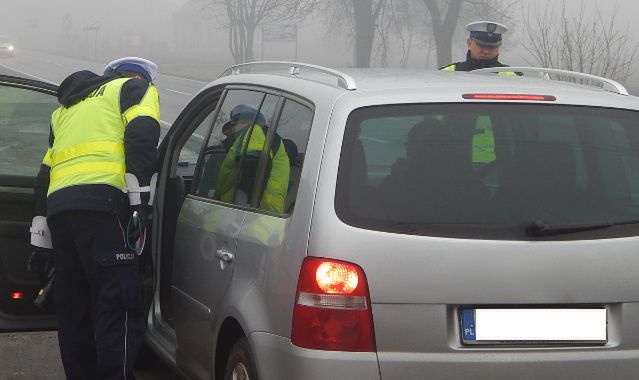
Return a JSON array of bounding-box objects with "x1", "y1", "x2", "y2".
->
[{"x1": 2, "y1": 0, "x2": 639, "y2": 86}]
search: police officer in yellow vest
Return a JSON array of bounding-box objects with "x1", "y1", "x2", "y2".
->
[
  {"x1": 217, "y1": 104, "x2": 289, "y2": 213},
  {"x1": 29, "y1": 57, "x2": 160, "y2": 379},
  {"x1": 440, "y1": 22, "x2": 516, "y2": 164},
  {"x1": 440, "y1": 21, "x2": 515, "y2": 74}
]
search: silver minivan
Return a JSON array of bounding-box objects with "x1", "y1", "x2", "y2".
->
[{"x1": 3, "y1": 64, "x2": 639, "y2": 379}]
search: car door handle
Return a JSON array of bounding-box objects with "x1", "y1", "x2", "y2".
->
[{"x1": 215, "y1": 249, "x2": 235, "y2": 263}]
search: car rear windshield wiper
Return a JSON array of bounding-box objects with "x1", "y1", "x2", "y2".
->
[{"x1": 527, "y1": 219, "x2": 639, "y2": 237}]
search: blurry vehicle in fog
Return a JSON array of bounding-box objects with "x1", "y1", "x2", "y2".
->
[{"x1": 0, "y1": 36, "x2": 15, "y2": 57}]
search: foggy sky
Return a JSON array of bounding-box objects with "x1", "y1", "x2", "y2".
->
[{"x1": 2, "y1": 0, "x2": 639, "y2": 85}]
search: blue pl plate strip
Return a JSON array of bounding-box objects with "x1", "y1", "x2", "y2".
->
[{"x1": 461, "y1": 309, "x2": 476, "y2": 340}]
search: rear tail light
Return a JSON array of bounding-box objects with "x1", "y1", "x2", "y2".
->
[{"x1": 292, "y1": 257, "x2": 376, "y2": 352}]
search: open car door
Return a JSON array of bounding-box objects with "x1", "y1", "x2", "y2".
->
[{"x1": 0, "y1": 75, "x2": 58, "y2": 330}]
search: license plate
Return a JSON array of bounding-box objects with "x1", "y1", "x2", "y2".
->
[{"x1": 460, "y1": 307, "x2": 607, "y2": 344}]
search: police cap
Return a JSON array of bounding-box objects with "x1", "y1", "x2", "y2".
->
[
  {"x1": 104, "y1": 57, "x2": 158, "y2": 82},
  {"x1": 222, "y1": 104, "x2": 267, "y2": 135},
  {"x1": 466, "y1": 21, "x2": 508, "y2": 47}
]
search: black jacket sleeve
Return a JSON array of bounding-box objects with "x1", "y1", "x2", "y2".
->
[
  {"x1": 34, "y1": 125, "x2": 54, "y2": 216},
  {"x1": 120, "y1": 78, "x2": 161, "y2": 205}
]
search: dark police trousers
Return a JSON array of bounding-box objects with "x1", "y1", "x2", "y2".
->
[{"x1": 48, "y1": 210, "x2": 144, "y2": 380}]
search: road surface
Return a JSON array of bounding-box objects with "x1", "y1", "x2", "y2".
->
[{"x1": 0, "y1": 49, "x2": 213, "y2": 132}]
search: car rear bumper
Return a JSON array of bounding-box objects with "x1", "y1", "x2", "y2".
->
[
  {"x1": 377, "y1": 349, "x2": 639, "y2": 379},
  {"x1": 250, "y1": 332, "x2": 381, "y2": 380},
  {"x1": 373, "y1": 303, "x2": 639, "y2": 379}
]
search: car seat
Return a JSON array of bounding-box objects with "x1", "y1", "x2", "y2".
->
[{"x1": 385, "y1": 118, "x2": 491, "y2": 224}]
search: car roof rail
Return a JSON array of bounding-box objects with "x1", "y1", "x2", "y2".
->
[
  {"x1": 220, "y1": 61, "x2": 358, "y2": 91},
  {"x1": 470, "y1": 67, "x2": 629, "y2": 96}
]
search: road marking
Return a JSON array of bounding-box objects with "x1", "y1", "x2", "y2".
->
[
  {"x1": 165, "y1": 88, "x2": 193, "y2": 96},
  {"x1": 0, "y1": 62, "x2": 58, "y2": 85}
]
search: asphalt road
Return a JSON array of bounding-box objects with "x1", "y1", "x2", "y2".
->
[
  {"x1": 0, "y1": 49, "x2": 211, "y2": 130},
  {"x1": 0, "y1": 331, "x2": 180, "y2": 379},
  {"x1": 0, "y1": 50, "x2": 207, "y2": 380}
]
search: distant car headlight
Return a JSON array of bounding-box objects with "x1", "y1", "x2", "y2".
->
[{"x1": 8, "y1": 45, "x2": 14, "y2": 51}]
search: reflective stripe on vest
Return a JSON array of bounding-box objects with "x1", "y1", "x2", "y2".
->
[
  {"x1": 48, "y1": 78, "x2": 132, "y2": 195},
  {"x1": 50, "y1": 141, "x2": 124, "y2": 165},
  {"x1": 123, "y1": 85, "x2": 160, "y2": 124}
]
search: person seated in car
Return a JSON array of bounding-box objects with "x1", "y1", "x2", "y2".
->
[
  {"x1": 217, "y1": 104, "x2": 289, "y2": 213},
  {"x1": 382, "y1": 117, "x2": 491, "y2": 224},
  {"x1": 493, "y1": 141, "x2": 605, "y2": 225}
]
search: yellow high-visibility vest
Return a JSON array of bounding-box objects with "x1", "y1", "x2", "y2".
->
[
  {"x1": 45, "y1": 78, "x2": 160, "y2": 195},
  {"x1": 218, "y1": 124, "x2": 290, "y2": 213}
]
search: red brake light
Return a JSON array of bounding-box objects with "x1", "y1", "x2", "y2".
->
[
  {"x1": 316, "y1": 262, "x2": 359, "y2": 294},
  {"x1": 10, "y1": 291, "x2": 24, "y2": 300},
  {"x1": 463, "y1": 93, "x2": 556, "y2": 101},
  {"x1": 292, "y1": 257, "x2": 376, "y2": 352}
]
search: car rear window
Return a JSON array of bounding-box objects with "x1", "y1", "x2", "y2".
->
[{"x1": 335, "y1": 103, "x2": 639, "y2": 240}]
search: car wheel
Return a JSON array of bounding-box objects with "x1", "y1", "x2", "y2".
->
[{"x1": 224, "y1": 337, "x2": 257, "y2": 380}]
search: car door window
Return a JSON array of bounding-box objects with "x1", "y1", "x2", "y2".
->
[
  {"x1": 0, "y1": 83, "x2": 59, "y2": 176},
  {"x1": 194, "y1": 89, "x2": 266, "y2": 203},
  {"x1": 265, "y1": 99, "x2": 314, "y2": 214},
  {"x1": 177, "y1": 111, "x2": 215, "y2": 178}
]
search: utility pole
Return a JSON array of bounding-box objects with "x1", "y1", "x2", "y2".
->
[{"x1": 83, "y1": 24, "x2": 99, "y2": 59}]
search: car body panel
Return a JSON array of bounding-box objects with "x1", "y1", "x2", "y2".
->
[
  {"x1": 144, "y1": 67, "x2": 639, "y2": 379},
  {"x1": 171, "y1": 196, "x2": 245, "y2": 376},
  {"x1": 303, "y1": 71, "x2": 639, "y2": 378},
  {"x1": 250, "y1": 332, "x2": 380, "y2": 379},
  {"x1": 374, "y1": 303, "x2": 639, "y2": 378},
  {"x1": 146, "y1": 78, "x2": 340, "y2": 379}
]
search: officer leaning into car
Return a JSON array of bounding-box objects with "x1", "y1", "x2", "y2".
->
[
  {"x1": 28, "y1": 57, "x2": 160, "y2": 379},
  {"x1": 440, "y1": 21, "x2": 517, "y2": 75}
]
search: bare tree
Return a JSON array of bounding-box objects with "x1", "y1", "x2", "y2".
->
[
  {"x1": 420, "y1": 0, "x2": 518, "y2": 68},
  {"x1": 210, "y1": 0, "x2": 316, "y2": 64},
  {"x1": 320, "y1": 0, "x2": 387, "y2": 68},
  {"x1": 353, "y1": 0, "x2": 388, "y2": 67},
  {"x1": 522, "y1": 0, "x2": 639, "y2": 82},
  {"x1": 421, "y1": 0, "x2": 463, "y2": 68},
  {"x1": 322, "y1": 0, "x2": 516, "y2": 69},
  {"x1": 375, "y1": 0, "x2": 427, "y2": 68}
]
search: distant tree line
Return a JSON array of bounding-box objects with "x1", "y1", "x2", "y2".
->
[
  {"x1": 195, "y1": 0, "x2": 637, "y2": 81},
  {"x1": 197, "y1": 0, "x2": 516, "y2": 67},
  {"x1": 522, "y1": 0, "x2": 639, "y2": 82}
]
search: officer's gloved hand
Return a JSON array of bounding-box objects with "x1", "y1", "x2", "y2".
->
[
  {"x1": 133, "y1": 205, "x2": 153, "y2": 226},
  {"x1": 28, "y1": 215, "x2": 54, "y2": 279},
  {"x1": 27, "y1": 246, "x2": 54, "y2": 278}
]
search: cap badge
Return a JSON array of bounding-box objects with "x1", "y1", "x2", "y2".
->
[{"x1": 487, "y1": 23, "x2": 497, "y2": 33}]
